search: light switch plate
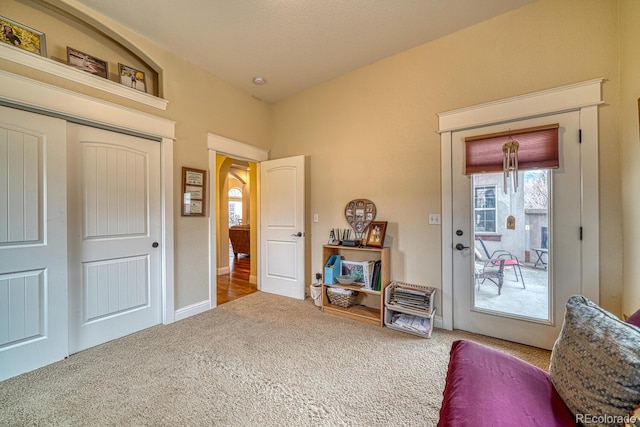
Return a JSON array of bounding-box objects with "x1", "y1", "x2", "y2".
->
[{"x1": 428, "y1": 214, "x2": 441, "y2": 225}]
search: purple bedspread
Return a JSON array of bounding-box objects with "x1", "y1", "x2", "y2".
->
[{"x1": 437, "y1": 340, "x2": 576, "y2": 427}]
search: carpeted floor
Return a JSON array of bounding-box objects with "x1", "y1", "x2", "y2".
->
[{"x1": 0, "y1": 292, "x2": 551, "y2": 426}]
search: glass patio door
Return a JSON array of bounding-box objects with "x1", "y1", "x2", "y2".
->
[
  {"x1": 472, "y1": 171, "x2": 550, "y2": 321},
  {"x1": 452, "y1": 111, "x2": 582, "y2": 350}
]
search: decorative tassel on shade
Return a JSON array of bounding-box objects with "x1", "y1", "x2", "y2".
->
[{"x1": 502, "y1": 139, "x2": 519, "y2": 193}]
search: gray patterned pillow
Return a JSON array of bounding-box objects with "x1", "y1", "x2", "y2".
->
[{"x1": 549, "y1": 295, "x2": 640, "y2": 426}]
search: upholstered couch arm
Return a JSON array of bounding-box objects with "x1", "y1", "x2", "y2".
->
[{"x1": 438, "y1": 340, "x2": 575, "y2": 426}]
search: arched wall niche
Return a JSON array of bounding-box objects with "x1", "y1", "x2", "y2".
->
[{"x1": 4, "y1": 0, "x2": 162, "y2": 97}]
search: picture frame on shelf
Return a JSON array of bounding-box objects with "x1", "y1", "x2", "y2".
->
[
  {"x1": 118, "y1": 63, "x2": 146, "y2": 93},
  {"x1": 365, "y1": 221, "x2": 387, "y2": 248},
  {"x1": 0, "y1": 16, "x2": 46, "y2": 56},
  {"x1": 66, "y1": 46, "x2": 109, "y2": 79}
]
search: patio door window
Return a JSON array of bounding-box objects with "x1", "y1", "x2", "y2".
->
[{"x1": 472, "y1": 170, "x2": 550, "y2": 321}]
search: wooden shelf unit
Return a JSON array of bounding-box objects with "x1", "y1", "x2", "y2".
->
[{"x1": 321, "y1": 245, "x2": 390, "y2": 326}]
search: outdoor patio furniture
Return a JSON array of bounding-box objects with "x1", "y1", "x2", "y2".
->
[
  {"x1": 532, "y1": 247, "x2": 548, "y2": 269},
  {"x1": 477, "y1": 237, "x2": 525, "y2": 287},
  {"x1": 474, "y1": 248, "x2": 506, "y2": 295}
]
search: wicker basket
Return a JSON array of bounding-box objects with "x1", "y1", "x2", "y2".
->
[{"x1": 326, "y1": 287, "x2": 358, "y2": 308}]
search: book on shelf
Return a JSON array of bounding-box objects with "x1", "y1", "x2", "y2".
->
[{"x1": 371, "y1": 260, "x2": 382, "y2": 291}]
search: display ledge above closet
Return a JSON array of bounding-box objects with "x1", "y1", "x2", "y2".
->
[{"x1": 0, "y1": 43, "x2": 168, "y2": 111}]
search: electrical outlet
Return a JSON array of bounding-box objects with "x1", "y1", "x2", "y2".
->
[
  {"x1": 428, "y1": 214, "x2": 441, "y2": 225},
  {"x1": 313, "y1": 213, "x2": 319, "y2": 223},
  {"x1": 315, "y1": 273, "x2": 322, "y2": 281}
]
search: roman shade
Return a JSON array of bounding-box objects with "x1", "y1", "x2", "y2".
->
[{"x1": 465, "y1": 124, "x2": 560, "y2": 174}]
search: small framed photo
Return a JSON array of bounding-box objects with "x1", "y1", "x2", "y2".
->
[
  {"x1": 66, "y1": 46, "x2": 109, "y2": 79},
  {"x1": 365, "y1": 221, "x2": 387, "y2": 248},
  {"x1": 0, "y1": 16, "x2": 46, "y2": 56},
  {"x1": 118, "y1": 63, "x2": 146, "y2": 93},
  {"x1": 182, "y1": 167, "x2": 207, "y2": 217}
]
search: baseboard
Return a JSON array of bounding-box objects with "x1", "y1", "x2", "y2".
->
[
  {"x1": 174, "y1": 300, "x2": 211, "y2": 321},
  {"x1": 434, "y1": 315, "x2": 444, "y2": 330},
  {"x1": 250, "y1": 275, "x2": 257, "y2": 285},
  {"x1": 217, "y1": 266, "x2": 230, "y2": 275}
]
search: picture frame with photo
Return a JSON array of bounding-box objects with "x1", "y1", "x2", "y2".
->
[
  {"x1": 118, "y1": 63, "x2": 147, "y2": 93},
  {"x1": 182, "y1": 166, "x2": 207, "y2": 217},
  {"x1": 66, "y1": 46, "x2": 109, "y2": 79},
  {"x1": 0, "y1": 15, "x2": 46, "y2": 56},
  {"x1": 365, "y1": 221, "x2": 387, "y2": 248}
]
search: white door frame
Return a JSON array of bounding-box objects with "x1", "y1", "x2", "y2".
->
[
  {"x1": 0, "y1": 70, "x2": 176, "y2": 325},
  {"x1": 207, "y1": 133, "x2": 269, "y2": 309},
  {"x1": 438, "y1": 79, "x2": 603, "y2": 331}
]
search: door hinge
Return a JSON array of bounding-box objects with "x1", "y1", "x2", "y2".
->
[
  {"x1": 579, "y1": 129, "x2": 582, "y2": 143},
  {"x1": 580, "y1": 226, "x2": 583, "y2": 240}
]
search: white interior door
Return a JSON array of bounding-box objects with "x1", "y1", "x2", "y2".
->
[
  {"x1": 67, "y1": 124, "x2": 161, "y2": 353},
  {"x1": 452, "y1": 111, "x2": 581, "y2": 349},
  {"x1": 260, "y1": 155, "x2": 305, "y2": 299},
  {"x1": 0, "y1": 107, "x2": 68, "y2": 381}
]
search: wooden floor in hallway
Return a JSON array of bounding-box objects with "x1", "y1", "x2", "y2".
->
[{"x1": 217, "y1": 254, "x2": 256, "y2": 305}]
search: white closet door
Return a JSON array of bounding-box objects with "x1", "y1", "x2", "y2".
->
[
  {"x1": 0, "y1": 106, "x2": 68, "y2": 381},
  {"x1": 67, "y1": 124, "x2": 162, "y2": 353}
]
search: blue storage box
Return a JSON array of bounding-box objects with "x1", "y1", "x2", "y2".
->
[{"x1": 324, "y1": 255, "x2": 342, "y2": 284}]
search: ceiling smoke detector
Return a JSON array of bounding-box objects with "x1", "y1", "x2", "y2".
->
[{"x1": 252, "y1": 76, "x2": 267, "y2": 85}]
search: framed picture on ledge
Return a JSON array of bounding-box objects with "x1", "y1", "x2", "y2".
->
[
  {"x1": 66, "y1": 46, "x2": 108, "y2": 79},
  {"x1": 118, "y1": 63, "x2": 147, "y2": 93},
  {"x1": 0, "y1": 15, "x2": 47, "y2": 56},
  {"x1": 365, "y1": 221, "x2": 387, "y2": 248}
]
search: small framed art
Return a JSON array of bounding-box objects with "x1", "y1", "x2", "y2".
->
[
  {"x1": 182, "y1": 167, "x2": 207, "y2": 217},
  {"x1": 0, "y1": 16, "x2": 46, "y2": 56},
  {"x1": 66, "y1": 46, "x2": 109, "y2": 79},
  {"x1": 118, "y1": 63, "x2": 146, "y2": 93},
  {"x1": 365, "y1": 221, "x2": 387, "y2": 248}
]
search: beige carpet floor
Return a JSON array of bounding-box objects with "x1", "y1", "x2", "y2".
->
[{"x1": 0, "y1": 292, "x2": 551, "y2": 426}]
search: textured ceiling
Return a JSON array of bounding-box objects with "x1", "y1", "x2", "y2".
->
[{"x1": 73, "y1": 0, "x2": 535, "y2": 103}]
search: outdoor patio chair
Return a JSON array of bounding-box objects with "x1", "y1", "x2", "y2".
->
[
  {"x1": 476, "y1": 237, "x2": 525, "y2": 288},
  {"x1": 474, "y1": 248, "x2": 506, "y2": 295}
]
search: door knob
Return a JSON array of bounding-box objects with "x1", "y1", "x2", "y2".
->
[
  {"x1": 152, "y1": 242, "x2": 159, "y2": 248},
  {"x1": 455, "y1": 243, "x2": 469, "y2": 250},
  {"x1": 291, "y1": 232, "x2": 303, "y2": 237}
]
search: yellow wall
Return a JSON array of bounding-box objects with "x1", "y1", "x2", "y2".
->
[
  {"x1": 269, "y1": 0, "x2": 624, "y2": 314},
  {"x1": 0, "y1": 0, "x2": 270, "y2": 309},
  {"x1": 620, "y1": 0, "x2": 640, "y2": 317},
  {"x1": 2, "y1": 0, "x2": 635, "y2": 316}
]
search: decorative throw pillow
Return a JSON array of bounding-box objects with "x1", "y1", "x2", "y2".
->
[{"x1": 549, "y1": 295, "x2": 640, "y2": 427}]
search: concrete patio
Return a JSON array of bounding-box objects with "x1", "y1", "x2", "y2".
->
[{"x1": 474, "y1": 262, "x2": 550, "y2": 321}]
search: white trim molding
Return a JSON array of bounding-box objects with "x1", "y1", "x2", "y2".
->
[
  {"x1": 438, "y1": 79, "x2": 603, "y2": 331},
  {"x1": 0, "y1": 44, "x2": 169, "y2": 110},
  {"x1": 208, "y1": 133, "x2": 270, "y2": 161},
  {"x1": 207, "y1": 133, "x2": 269, "y2": 311},
  {"x1": 0, "y1": 69, "x2": 176, "y2": 326}
]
